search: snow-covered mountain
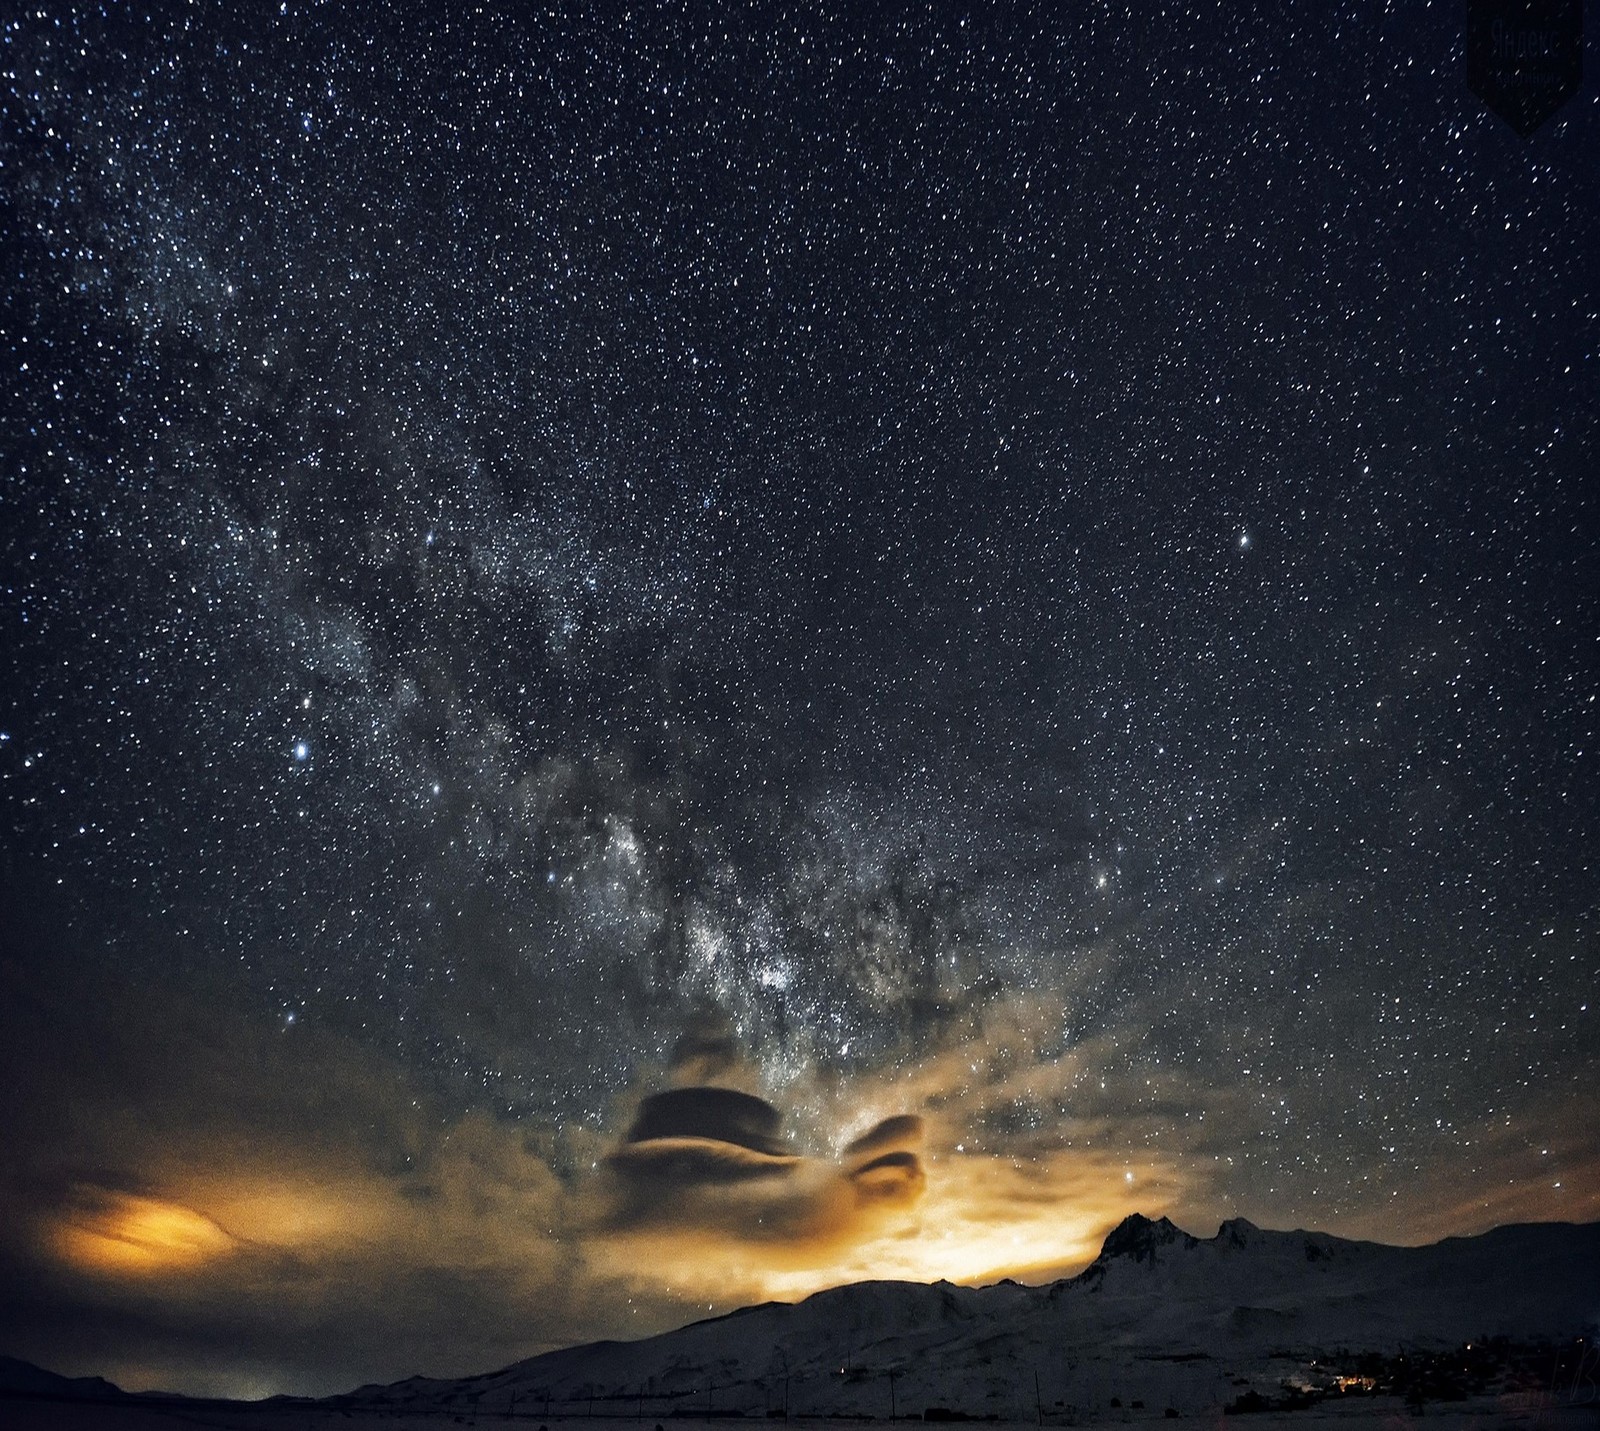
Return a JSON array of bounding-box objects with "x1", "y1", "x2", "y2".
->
[{"x1": 343, "y1": 1216, "x2": 1600, "y2": 1420}]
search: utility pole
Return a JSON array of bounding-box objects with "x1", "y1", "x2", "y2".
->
[
  {"x1": 889, "y1": 1369, "x2": 897, "y2": 1421},
  {"x1": 1035, "y1": 1370, "x2": 1043, "y2": 1426}
]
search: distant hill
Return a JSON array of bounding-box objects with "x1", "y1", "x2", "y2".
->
[
  {"x1": 0, "y1": 1354, "x2": 123, "y2": 1400},
  {"x1": 339, "y1": 1215, "x2": 1600, "y2": 1420}
]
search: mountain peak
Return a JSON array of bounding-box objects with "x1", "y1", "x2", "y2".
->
[
  {"x1": 1215, "y1": 1216, "x2": 1262, "y2": 1247},
  {"x1": 1098, "y1": 1213, "x2": 1200, "y2": 1263}
]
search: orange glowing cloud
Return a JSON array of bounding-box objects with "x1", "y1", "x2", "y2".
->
[
  {"x1": 49, "y1": 1185, "x2": 237, "y2": 1276},
  {"x1": 582, "y1": 1009, "x2": 1199, "y2": 1312}
]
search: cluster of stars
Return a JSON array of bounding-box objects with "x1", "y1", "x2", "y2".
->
[{"x1": 3, "y1": 0, "x2": 1595, "y2": 1267}]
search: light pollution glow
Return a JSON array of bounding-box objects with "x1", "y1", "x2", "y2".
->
[
  {"x1": 39, "y1": 1017, "x2": 1187, "y2": 1303},
  {"x1": 35, "y1": 1000, "x2": 1596, "y2": 1316},
  {"x1": 47, "y1": 1143, "x2": 1175, "y2": 1299},
  {"x1": 12, "y1": 976, "x2": 1596, "y2": 1401}
]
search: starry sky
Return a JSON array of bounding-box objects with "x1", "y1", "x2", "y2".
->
[{"x1": 2, "y1": 0, "x2": 1597, "y2": 1403}]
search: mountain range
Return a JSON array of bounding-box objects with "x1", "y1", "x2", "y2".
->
[{"x1": 337, "y1": 1214, "x2": 1600, "y2": 1420}]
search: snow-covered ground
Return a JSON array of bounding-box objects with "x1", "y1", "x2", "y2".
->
[{"x1": 2, "y1": 1402, "x2": 1596, "y2": 1431}]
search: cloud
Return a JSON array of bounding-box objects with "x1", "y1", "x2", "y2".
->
[
  {"x1": 48, "y1": 1185, "x2": 238, "y2": 1276},
  {"x1": 16, "y1": 937, "x2": 1580, "y2": 1404},
  {"x1": 665, "y1": 1018, "x2": 744, "y2": 1085},
  {"x1": 598, "y1": 1081, "x2": 926, "y2": 1259},
  {"x1": 0, "y1": 929, "x2": 1229, "y2": 1401},
  {"x1": 0, "y1": 952, "x2": 597, "y2": 1396},
  {"x1": 843, "y1": 1114, "x2": 924, "y2": 1166},
  {"x1": 623, "y1": 1087, "x2": 793, "y2": 1158},
  {"x1": 0, "y1": 950, "x2": 929, "y2": 1398}
]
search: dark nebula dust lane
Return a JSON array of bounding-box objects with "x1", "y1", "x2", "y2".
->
[{"x1": 2, "y1": 0, "x2": 1596, "y2": 1401}]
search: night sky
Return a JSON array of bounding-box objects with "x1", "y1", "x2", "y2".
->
[{"x1": 3, "y1": 0, "x2": 1597, "y2": 1402}]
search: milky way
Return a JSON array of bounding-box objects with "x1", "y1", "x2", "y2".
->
[{"x1": 2, "y1": 0, "x2": 1596, "y2": 1399}]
